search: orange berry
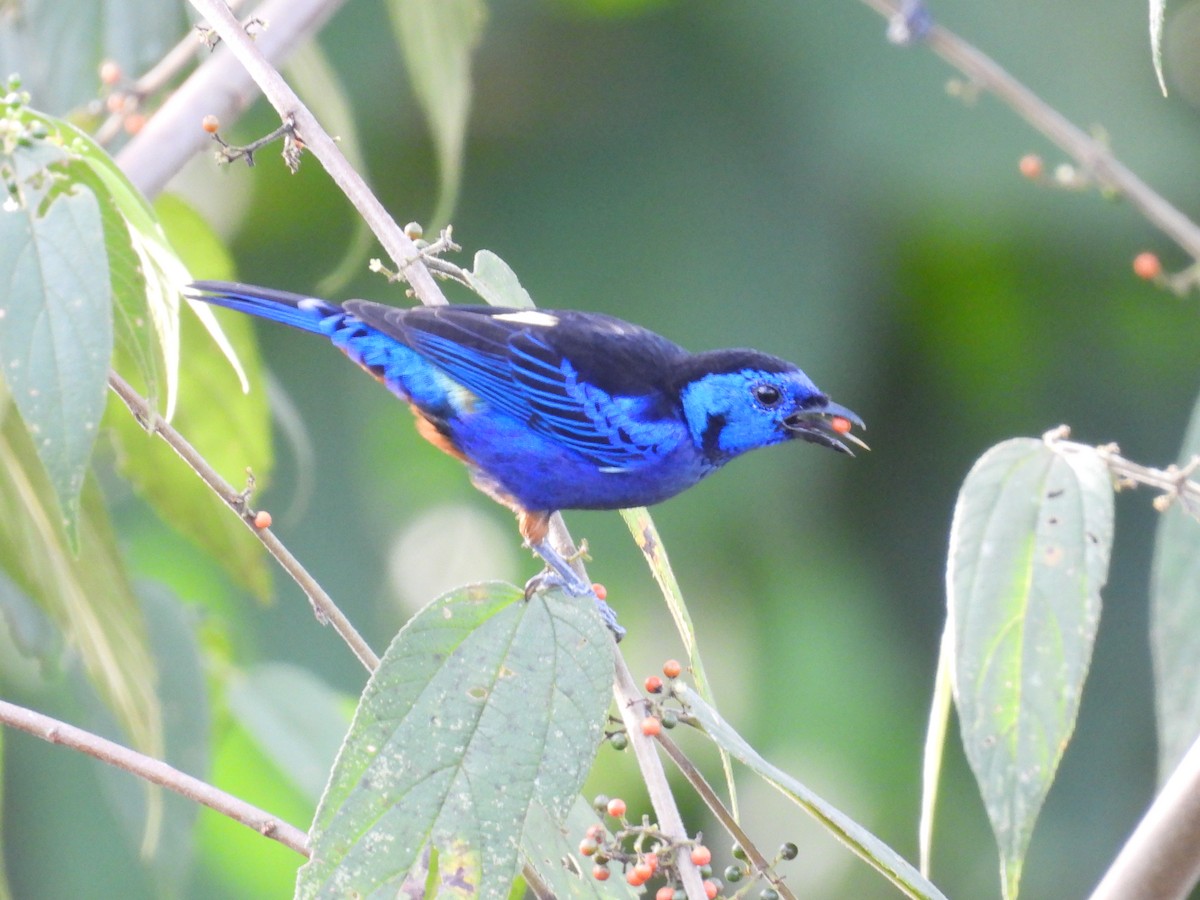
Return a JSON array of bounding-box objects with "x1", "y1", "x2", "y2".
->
[
  {"x1": 99, "y1": 60, "x2": 122, "y2": 86},
  {"x1": 105, "y1": 93, "x2": 124, "y2": 114},
  {"x1": 641, "y1": 716, "x2": 662, "y2": 736},
  {"x1": 704, "y1": 880, "x2": 719, "y2": 899},
  {"x1": 644, "y1": 852, "x2": 659, "y2": 872},
  {"x1": 1018, "y1": 153, "x2": 1043, "y2": 180},
  {"x1": 645, "y1": 675, "x2": 664, "y2": 694},
  {"x1": 592, "y1": 582, "x2": 607, "y2": 600},
  {"x1": 123, "y1": 112, "x2": 146, "y2": 135},
  {"x1": 657, "y1": 887, "x2": 676, "y2": 900},
  {"x1": 592, "y1": 865, "x2": 610, "y2": 881},
  {"x1": 579, "y1": 837, "x2": 599, "y2": 857},
  {"x1": 627, "y1": 868, "x2": 647, "y2": 886},
  {"x1": 201, "y1": 114, "x2": 220, "y2": 134},
  {"x1": 254, "y1": 510, "x2": 272, "y2": 529},
  {"x1": 691, "y1": 845, "x2": 712, "y2": 866},
  {"x1": 830, "y1": 415, "x2": 852, "y2": 435},
  {"x1": 662, "y1": 659, "x2": 682, "y2": 679},
  {"x1": 1133, "y1": 251, "x2": 1162, "y2": 280},
  {"x1": 633, "y1": 861, "x2": 654, "y2": 881},
  {"x1": 605, "y1": 797, "x2": 626, "y2": 818}
]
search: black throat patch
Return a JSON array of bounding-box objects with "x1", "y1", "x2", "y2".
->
[{"x1": 700, "y1": 411, "x2": 727, "y2": 462}]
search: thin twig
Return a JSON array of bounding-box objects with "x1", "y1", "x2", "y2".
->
[
  {"x1": 656, "y1": 732, "x2": 793, "y2": 900},
  {"x1": 858, "y1": 0, "x2": 1200, "y2": 261},
  {"x1": 182, "y1": 0, "x2": 449, "y2": 309},
  {"x1": 117, "y1": 0, "x2": 349, "y2": 199},
  {"x1": 107, "y1": 371, "x2": 380, "y2": 672},
  {"x1": 0, "y1": 698, "x2": 310, "y2": 856}
]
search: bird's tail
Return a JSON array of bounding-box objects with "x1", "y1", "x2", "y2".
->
[{"x1": 186, "y1": 281, "x2": 343, "y2": 333}]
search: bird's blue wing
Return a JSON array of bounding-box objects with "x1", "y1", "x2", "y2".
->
[{"x1": 344, "y1": 303, "x2": 678, "y2": 469}]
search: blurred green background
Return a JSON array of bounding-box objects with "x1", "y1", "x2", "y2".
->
[{"x1": 6, "y1": 0, "x2": 1200, "y2": 897}]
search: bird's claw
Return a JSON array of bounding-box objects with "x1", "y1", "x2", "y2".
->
[{"x1": 527, "y1": 539, "x2": 626, "y2": 641}]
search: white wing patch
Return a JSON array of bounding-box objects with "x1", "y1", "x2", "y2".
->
[{"x1": 492, "y1": 310, "x2": 559, "y2": 327}]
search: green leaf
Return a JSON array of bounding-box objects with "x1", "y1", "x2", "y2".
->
[
  {"x1": 388, "y1": 0, "x2": 486, "y2": 227},
  {"x1": 684, "y1": 690, "x2": 948, "y2": 900},
  {"x1": 297, "y1": 583, "x2": 613, "y2": 899},
  {"x1": 0, "y1": 144, "x2": 111, "y2": 547},
  {"x1": 1151, "y1": 390, "x2": 1200, "y2": 782},
  {"x1": 108, "y1": 195, "x2": 272, "y2": 599},
  {"x1": 23, "y1": 107, "x2": 189, "y2": 418},
  {"x1": 947, "y1": 437, "x2": 1113, "y2": 899},
  {"x1": 464, "y1": 251, "x2": 535, "y2": 309},
  {"x1": 227, "y1": 663, "x2": 353, "y2": 803},
  {"x1": 1151, "y1": 0, "x2": 1168, "y2": 96},
  {"x1": 0, "y1": 391, "x2": 163, "y2": 766}
]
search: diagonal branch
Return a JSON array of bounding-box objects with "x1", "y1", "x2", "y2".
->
[{"x1": 0, "y1": 698, "x2": 310, "y2": 856}]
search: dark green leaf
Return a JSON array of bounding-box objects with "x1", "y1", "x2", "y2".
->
[
  {"x1": 1151, "y1": 389, "x2": 1200, "y2": 781},
  {"x1": 297, "y1": 583, "x2": 613, "y2": 899},
  {"x1": 685, "y1": 690, "x2": 947, "y2": 900},
  {"x1": 0, "y1": 145, "x2": 111, "y2": 546},
  {"x1": 948, "y1": 437, "x2": 1113, "y2": 899}
]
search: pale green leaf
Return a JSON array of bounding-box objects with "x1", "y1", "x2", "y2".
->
[
  {"x1": 297, "y1": 583, "x2": 613, "y2": 899},
  {"x1": 1151, "y1": 0, "x2": 1168, "y2": 95},
  {"x1": 464, "y1": 251, "x2": 535, "y2": 309},
  {"x1": 388, "y1": 0, "x2": 486, "y2": 227},
  {"x1": 948, "y1": 437, "x2": 1113, "y2": 899},
  {"x1": 0, "y1": 392, "x2": 162, "y2": 766},
  {"x1": 1151, "y1": 388, "x2": 1200, "y2": 781},
  {"x1": 520, "y1": 796, "x2": 636, "y2": 898},
  {"x1": 685, "y1": 690, "x2": 947, "y2": 900}
]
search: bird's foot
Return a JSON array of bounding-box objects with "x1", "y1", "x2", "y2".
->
[{"x1": 527, "y1": 539, "x2": 625, "y2": 642}]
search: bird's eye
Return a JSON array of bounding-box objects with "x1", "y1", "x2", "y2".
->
[{"x1": 753, "y1": 383, "x2": 783, "y2": 407}]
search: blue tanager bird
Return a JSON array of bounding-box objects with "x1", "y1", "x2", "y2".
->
[{"x1": 187, "y1": 281, "x2": 866, "y2": 638}]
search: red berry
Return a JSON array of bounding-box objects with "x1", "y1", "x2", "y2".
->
[
  {"x1": 830, "y1": 415, "x2": 852, "y2": 435},
  {"x1": 627, "y1": 868, "x2": 647, "y2": 886},
  {"x1": 633, "y1": 861, "x2": 654, "y2": 881},
  {"x1": 1018, "y1": 154, "x2": 1043, "y2": 180},
  {"x1": 644, "y1": 852, "x2": 659, "y2": 872},
  {"x1": 691, "y1": 845, "x2": 713, "y2": 866},
  {"x1": 1133, "y1": 252, "x2": 1162, "y2": 281},
  {"x1": 586, "y1": 823, "x2": 604, "y2": 841},
  {"x1": 592, "y1": 582, "x2": 607, "y2": 600},
  {"x1": 254, "y1": 509, "x2": 273, "y2": 529},
  {"x1": 593, "y1": 865, "x2": 610, "y2": 881},
  {"x1": 99, "y1": 60, "x2": 121, "y2": 86},
  {"x1": 579, "y1": 837, "x2": 599, "y2": 857},
  {"x1": 641, "y1": 716, "x2": 662, "y2": 736},
  {"x1": 662, "y1": 659, "x2": 682, "y2": 679},
  {"x1": 657, "y1": 887, "x2": 676, "y2": 900},
  {"x1": 123, "y1": 112, "x2": 146, "y2": 135},
  {"x1": 645, "y1": 675, "x2": 664, "y2": 694},
  {"x1": 704, "y1": 880, "x2": 719, "y2": 899},
  {"x1": 605, "y1": 797, "x2": 626, "y2": 818},
  {"x1": 202, "y1": 114, "x2": 220, "y2": 134}
]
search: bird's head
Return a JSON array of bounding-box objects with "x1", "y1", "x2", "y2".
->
[{"x1": 677, "y1": 351, "x2": 866, "y2": 464}]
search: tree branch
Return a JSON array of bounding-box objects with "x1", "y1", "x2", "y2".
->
[
  {"x1": 0, "y1": 698, "x2": 310, "y2": 856},
  {"x1": 858, "y1": 0, "x2": 1200, "y2": 261},
  {"x1": 108, "y1": 371, "x2": 380, "y2": 672}
]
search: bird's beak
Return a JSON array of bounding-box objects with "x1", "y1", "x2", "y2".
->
[{"x1": 783, "y1": 400, "x2": 869, "y2": 455}]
